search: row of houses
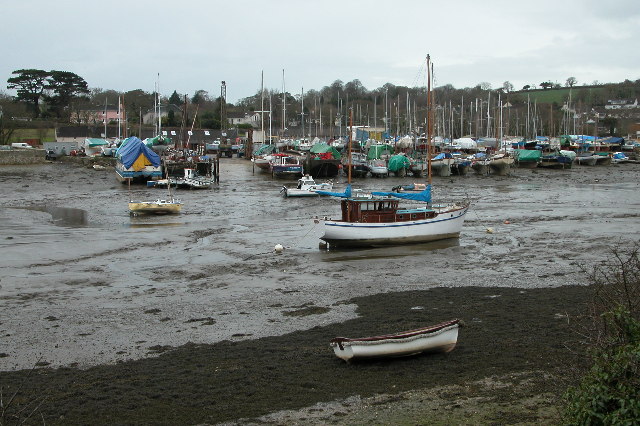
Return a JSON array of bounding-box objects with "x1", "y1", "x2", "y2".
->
[
  {"x1": 73, "y1": 104, "x2": 262, "y2": 128},
  {"x1": 604, "y1": 99, "x2": 639, "y2": 110}
]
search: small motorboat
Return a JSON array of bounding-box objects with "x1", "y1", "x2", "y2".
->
[
  {"x1": 391, "y1": 183, "x2": 428, "y2": 193},
  {"x1": 369, "y1": 158, "x2": 389, "y2": 177},
  {"x1": 612, "y1": 152, "x2": 629, "y2": 164},
  {"x1": 281, "y1": 175, "x2": 333, "y2": 197},
  {"x1": 330, "y1": 319, "x2": 460, "y2": 362}
]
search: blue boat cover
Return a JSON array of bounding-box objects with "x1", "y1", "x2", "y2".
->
[
  {"x1": 116, "y1": 137, "x2": 161, "y2": 168},
  {"x1": 372, "y1": 185, "x2": 432, "y2": 203},
  {"x1": 599, "y1": 137, "x2": 624, "y2": 145},
  {"x1": 316, "y1": 184, "x2": 352, "y2": 198}
]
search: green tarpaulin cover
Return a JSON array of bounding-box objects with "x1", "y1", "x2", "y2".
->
[
  {"x1": 367, "y1": 144, "x2": 393, "y2": 160},
  {"x1": 145, "y1": 135, "x2": 172, "y2": 146},
  {"x1": 514, "y1": 149, "x2": 541, "y2": 162},
  {"x1": 387, "y1": 154, "x2": 410, "y2": 172},
  {"x1": 310, "y1": 143, "x2": 341, "y2": 159}
]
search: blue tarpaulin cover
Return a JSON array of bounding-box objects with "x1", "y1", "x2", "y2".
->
[
  {"x1": 372, "y1": 185, "x2": 432, "y2": 203},
  {"x1": 116, "y1": 137, "x2": 161, "y2": 168}
]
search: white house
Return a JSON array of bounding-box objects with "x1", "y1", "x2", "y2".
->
[
  {"x1": 605, "y1": 99, "x2": 638, "y2": 110},
  {"x1": 228, "y1": 112, "x2": 261, "y2": 127}
]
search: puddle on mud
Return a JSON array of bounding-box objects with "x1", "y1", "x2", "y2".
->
[
  {"x1": 126, "y1": 222, "x2": 185, "y2": 229},
  {"x1": 319, "y1": 238, "x2": 461, "y2": 261},
  {"x1": 17, "y1": 205, "x2": 88, "y2": 228}
]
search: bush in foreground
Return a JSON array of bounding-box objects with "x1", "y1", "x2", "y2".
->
[{"x1": 563, "y1": 246, "x2": 640, "y2": 424}]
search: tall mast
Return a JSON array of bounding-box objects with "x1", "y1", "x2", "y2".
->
[
  {"x1": 319, "y1": 97, "x2": 322, "y2": 137},
  {"x1": 348, "y1": 108, "x2": 353, "y2": 184},
  {"x1": 426, "y1": 55, "x2": 433, "y2": 187},
  {"x1": 281, "y1": 69, "x2": 286, "y2": 136},
  {"x1": 269, "y1": 93, "x2": 273, "y2": 143},
  {"x1": 157, "y1": 73, "x2": 161, "y2": 137},
  {"x1": 220, "y1": 81, "x2": 227, "y2": 132},
  {"x1": 122, "y1": 94, "x2": 127, "y2": 138},
  {"x1": 300, "y1": 87, "x2": 304, "y2": 138},
  {"x1": 117, "y1": 95, "x2": 121, "y2": 140},
  {"x1": 460, "y1": 96, "x2": 464, "y2": 137},
  {"x1": 374, "y1": 95, "x2": 377, "y2": 139},
  {"x1": 103, "y1": 97, "x2": 108, "y2": 139},
  {"x1": 498, "y1": 92, "x2": 503, "y2": 151},
  {"x1": 261, "y1": 71, "x2": 265, "y2": 142}
]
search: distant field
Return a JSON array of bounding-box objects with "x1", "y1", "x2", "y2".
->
[
  {"x1": 8, "y1": 128, "x2": 56, "y2": 144},
  {"x1": 511, "y1": 86, "x2": 605, "y2": 104}
]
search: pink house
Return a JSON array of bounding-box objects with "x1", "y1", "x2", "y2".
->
[{"x1": 73, "y1": 106, "x2": 121, "y2": 124}]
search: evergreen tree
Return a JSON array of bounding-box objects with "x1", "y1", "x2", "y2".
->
[{"x1": 6, "y1": 69, "x2": 50, "y2": 118}]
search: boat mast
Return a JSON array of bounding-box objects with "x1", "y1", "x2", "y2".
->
[
  {"x1": 122, "y1": 94, "x2": 127, "y2": 138},
  {"x1": 426, "y1": 54, "x2": 433, "y2": 187},
  {"x1": 281, "y1": 69, "x2": 286, "y2": 138},
  {"x1": 187, "y1": 103, "x2": 199, "y2": 149},
  {"x1": 348, "y1": 108, "x2": 353, "y2": 184},
  {"x1": 157, "y1": 73, "x2": 162, "y2": 137},
  {"x1": 269, "y1": 93, "x2": 273, "y2": 143},
  {"x1": 117, "y1": 95, "x2": 121, "y2": 140},
  {"x1": 498, "y1": 92, "x2": 504, "y2": 152},
  {"x1": 300, "y1": 87, "x2": 305, "y2": 139},
  {"x1": 460, "y1": 95, "x2": 464, "y2": 138},
  {"x1": 104, "y1": 97, "x2": 108, "y2": 139},
  {"x1": 261, "y1": 71, "x2": 265, "y2": 143}
]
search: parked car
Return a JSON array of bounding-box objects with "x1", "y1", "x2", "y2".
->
[
  {"x1": 45, "y1": 150, "x2": 58, "y2": 160},
  {"x1": 11, "y1": 142, "x2": 33, "y2": 149}
]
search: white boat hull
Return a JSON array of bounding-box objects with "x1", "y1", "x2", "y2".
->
[
  {"x1": 330, "y1": 320, "x2": 460, "y2": 362},
  {"x1": 489, "y1": 157, "x2": 514, "y2": 176},
  {"x1": 282, "y1": 188, "x2": 320, "y2": 197},
  {"x1": 319, "y1": 204, "x2": 469, "y2": 247},
  {"x1": 282, "y1": 177, "x2": 332, "y2": 198},
  {"x1": 370, "y1": 166, "x2": 389, "y2": 177}
]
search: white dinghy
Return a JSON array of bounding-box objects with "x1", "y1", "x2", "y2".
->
[{"x1": 330, "y1": 319, "x2": 460, "y2": 362}]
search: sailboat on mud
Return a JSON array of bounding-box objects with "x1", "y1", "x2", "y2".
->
[
  {"x1": 128, "y1": 157, "x2": 183, "y2": 215},
  {"x1": 315, "y1": 55, "x2": 470, "y2": 248}
]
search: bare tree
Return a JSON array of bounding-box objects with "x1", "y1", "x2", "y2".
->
[
  {"x1": 502, "y1": 81, "x2": 514, "y2": 93},
  {"x1": 565, "y1": 77, "x2": 577, "y2": 87}
]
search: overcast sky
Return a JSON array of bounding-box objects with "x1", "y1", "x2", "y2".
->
[{"x1": 2, "y1": 0, "x2": 639, "y2": 104}]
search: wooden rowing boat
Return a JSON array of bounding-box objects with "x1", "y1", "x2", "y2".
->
[{"x1": 330, "y1": 319, "x2": 460, "y2": 362}]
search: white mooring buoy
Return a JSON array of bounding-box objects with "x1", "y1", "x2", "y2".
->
[{"x1": 274, "y1": 244, "x2": 284, "y2": 253}]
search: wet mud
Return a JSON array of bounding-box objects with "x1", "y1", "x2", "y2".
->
[{"x1": 0, "y1": 159, "x2": 639, "y2": 424}]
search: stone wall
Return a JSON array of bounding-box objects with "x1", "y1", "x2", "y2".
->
[{"x1": 0, "y1": 149, "x2": 46, "y2": 165}]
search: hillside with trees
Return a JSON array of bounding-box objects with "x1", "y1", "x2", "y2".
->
[{"x1": 3, "y1": 68, "x2": 640, "y2": 145}]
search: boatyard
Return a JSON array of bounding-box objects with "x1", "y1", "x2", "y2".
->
[{"x1": 0, "y1": 156, "x2": 639, "y2": 423}]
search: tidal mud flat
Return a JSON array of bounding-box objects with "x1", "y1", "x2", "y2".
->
[{"x1": 0, "y1": 160, "x2": 639, "y2": 423}]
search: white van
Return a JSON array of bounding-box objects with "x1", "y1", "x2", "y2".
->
[{"x1": 11, "y1": 142, "x2": 33, "y2": 149}]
